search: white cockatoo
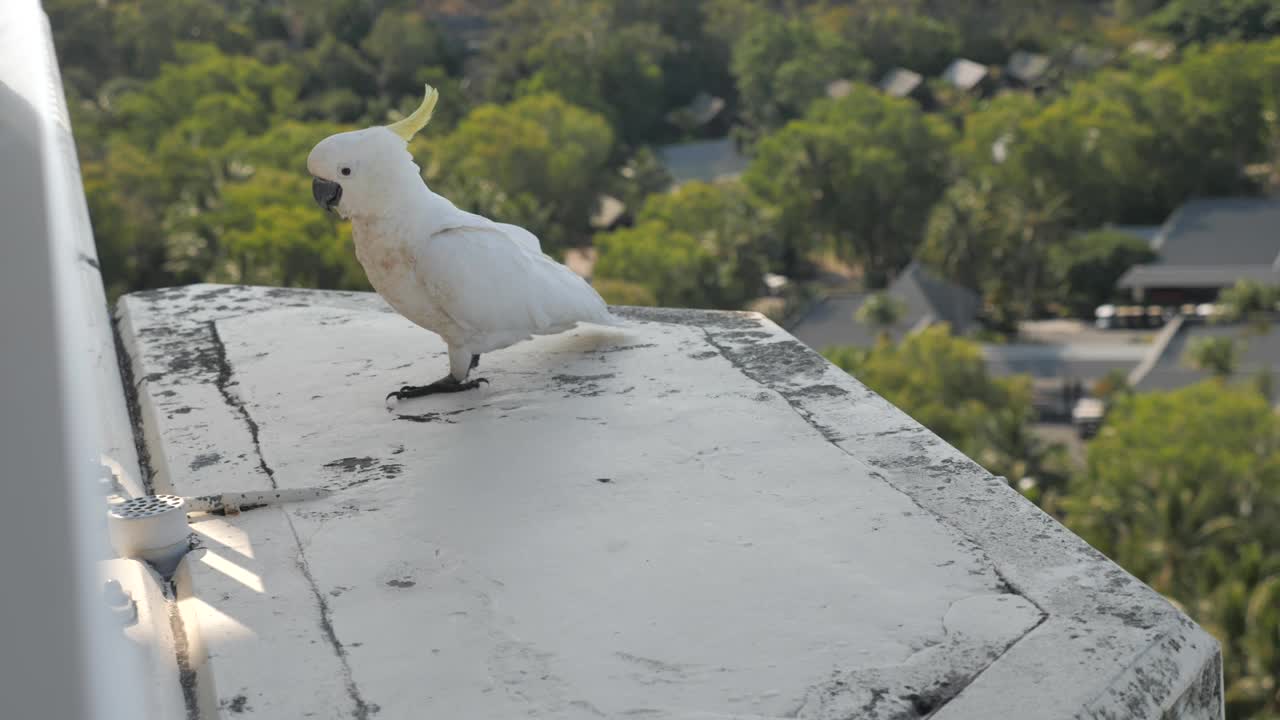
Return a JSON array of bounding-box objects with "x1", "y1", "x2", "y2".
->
[{"x1": 307, "y1": 85, "x2": 619, "y2": 401}]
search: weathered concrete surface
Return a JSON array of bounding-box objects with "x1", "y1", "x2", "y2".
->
[{"x1": 117, "y1": 284, "x2": 1222, "y2": 720}]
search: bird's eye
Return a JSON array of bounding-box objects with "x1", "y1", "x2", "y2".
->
[{"x1": 340, "y1": 167, "x2": 352, "y2": 176}]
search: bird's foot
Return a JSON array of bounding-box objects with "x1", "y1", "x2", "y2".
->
[{"x1": 386, "y1": 377, "x2": 489, "y2": 402}]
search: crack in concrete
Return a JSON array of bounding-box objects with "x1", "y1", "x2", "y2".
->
[
  {"x1": 162, "y1": 579, "x2": 202, "y2": 720},
  {"x1": 207, "y1": 321, "x2": 277, "y2": 490},
  {"x1": 698, "y1": 325, "x2": 1047, "y2": 718},
  {"x1": 284, "y1": 512, "x2": 378, "y2": 719},
  {"x1": 206, "y1": 319, "x2": 376, "y2": 717},
  {"x1": 113, "y1": 313, "x2": 156, "y2": 493}
]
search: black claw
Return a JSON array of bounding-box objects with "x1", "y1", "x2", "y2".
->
[{"x1": 385, "y1": 377, "x2": 488, "y2": 402}]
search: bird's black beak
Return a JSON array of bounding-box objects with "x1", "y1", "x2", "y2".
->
[{"x1": 312, "y1": 177, "x2": 342, "y2": 212}]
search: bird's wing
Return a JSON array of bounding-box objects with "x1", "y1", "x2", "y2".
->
[
  {"x1": 494, "y1": 222, "x2": 542, "y2": 254},
  {"x1": 414, "y1": 225, "x2": 615, "y2": 353}
]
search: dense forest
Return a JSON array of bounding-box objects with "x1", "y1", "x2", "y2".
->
[{"x1": 47, "y1": 1, "x2": 1280, "y2": 716}]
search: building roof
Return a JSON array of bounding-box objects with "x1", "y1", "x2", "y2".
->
[
  {"x1": 787, "y1": 292, "x2": 878, "y2": 350},
  {"x1": 1108, "y1": 224, "x2": 1164, "y2": 247},
  {"x1": 826, "y1": 78, "x2": 854, "y2": 99},
  {"x1": 1128, "y1": 39, "x2": 1175, "y2": 61},
  {"x1": 589, "y1": 195, "x2": 626, "y2": 230},
  {"x1": 879, "y1": 68, "x2": 924, "y2": 98},
  {"x1": 1118, "y1": 264, "x2": 1280, "y2": 290},
  {"x1": 666, "y1": 91, "x2": 726, "y2": 128},
  {"x1": 789, "y1": 262, "x2": 981, "y2": 350},
  {"x1": 1134, "y1": 320, "x2": 1280, "y2": 391},
  {"x1": 1117, "y1": 197, "x2": 1280, "y2": 290},
  {"x1": 983, "y1": 344, "x2": 1146, "y2": 381},
  {"x1": 1068, "y1": 44, "x2": 1114, "y2": 70},
  {"x1": 1006, "y1": 51, "x2": 1051, "y2": 83},
  {"x1": 654, "y1": 137, "x2": 748, "y2": 186},
  {"x1": 941, "y1": 59, "x2": 989, "y2": 91},
  {"x1": 114, "y1": 283, "x2": 1222, "y2": 719}
]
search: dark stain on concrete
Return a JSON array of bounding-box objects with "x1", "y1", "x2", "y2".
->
[
  {"x1": 552, "y1": 372, "x2": 616, "y2": 398},
  {"x1": 395, "y1": 407, "x2": 475, "y2": 424},
  {"x1": 189, "y1": 452, "x2": 222, "y2": 470},
  {"x1": 324, "y1": 457, "x2": 378, "y2": 473},
  {"x1": 225, "y1": 694, "x2": 249, "y2": 713},
  {"x1": 598, "y1": 342, "x2": 658, "y2": 353}
]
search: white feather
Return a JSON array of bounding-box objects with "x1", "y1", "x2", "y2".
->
[
  {"x1": 307, "y1": 125, "x2": 620, "y2": 381},
  {"x1": 414, "y1": 224, "x2": 617, "y2": 354}
]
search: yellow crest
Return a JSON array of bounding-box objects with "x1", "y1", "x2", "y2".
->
[{"x1": 386, "y1": 84, "x2": 439, "y2": 142}]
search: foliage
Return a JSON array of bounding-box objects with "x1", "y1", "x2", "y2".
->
[
  {"x1": 1093, "y1": 369, "x2": 1134, "y2": 401},
  {"x1": 592, "y1": 278, "x2": 658, "y2": 307},
  {"x1": 1049, "y1": 229, "x2": 1158, "y2": 317},
  {"x1": 486, "y1": 0, "x2": 677, "y2": 148},
  {"x1": 922, "y1": 176, "x2": 1071, "y2": 327},
  {"x1": 1218, "y1": 279, "x2": 1280, "y2": 332},
  {"x1": 70, "y1": 43, "x2": 364, "y2": 294},
  {"x1": 855, "y1": 293, "x2": 905, "y2": 333},
  {"x1": 1061, "y1": 383, "x2": 1280, "y2": 718},
  {"x1": 729, "y1": 16, "x2": 866, "y2": 135},
  {"x1": 926, "y1": 39, "x2": 1280, "y2": 322},
  {"x1": 1184, "y1": 337, "x2": 1241, "y2": 378},
  {"x1": 594, "y1": 181, "x2": 770, "y2": 308},
  {"x1": 746, "y1": 85, "x2": 953, "y2": 285},
  {"x1": 813, "y1": 1, "x2": 962, "y2": 77},
  {"x1": 430, "y1": 93, "x2": 614, "y2": 251},
  {"x1": 593, "y1": 222, "x2": 716, "y2": 308},
  {"x1": 1147, "y1": 0, "x2": 1280, "y2": 45}
]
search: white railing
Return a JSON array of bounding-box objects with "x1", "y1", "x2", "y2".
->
[{"x1": 0, "y1": 1, "x2": 148, "y2": 718}]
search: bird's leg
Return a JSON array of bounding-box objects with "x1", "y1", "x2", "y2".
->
[
  {"x1": 386, "y1": 376, "x2": 487, "y2": 401},
  {"x1": 385, "y1": 349, "x2": 487, "y2": 402}
]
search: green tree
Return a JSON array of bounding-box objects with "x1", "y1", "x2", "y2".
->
[
  {"x1": 729, "y1": 15, "x2": 867, "y2": 135},
  {"x1": 594, "y1": 181, "x2": 770, "y2": 308},
  {"x1": 919, "y1": 176, "x2": 1003, "y2": 293},
  {"x1": 855, "y1": 293, "x2": 905, "y2": 340},
  {"x1": 1147, "y1": 0, "x2": 1280, "y2": 45},
  {"x1": 592, "y1": 278, "x2": 659, "y2": 307},
  {"x1": 746, "y1": 85, "x2": 952, "y2": 285},
  {"x1": 922, "y1": 176, "x2": 1070, "y2": 328},
  {"x1": 1184, "y1": 337, "x2": 1241, "y2": 379},
  {"x1": 1218, "y1": 279, "x2": 1280, "y2": 333},
  {"x1": 1049, "y1": 229, "x2": 1157, "y2": 318},
  {"x1": 486, "y1": 0, "x2": 675, "y2": 146},
  {"x1": 73, "y1": 43, "x2": 370, "y2": 295},
  {"x1": 360, "y1": 9, "x2": 457, "y2": 97},
  {"x1": 593, "y1": 222, "x2": 717, "y2": 307},
  {"x1": 813, "y1": 0, "x2": 962, "y2": 77},
  {"x1": 431, "y1": 93, "x2": 614, "y2": 251},
  {"x1": 210, "y1": 169, "x2": 362, "y2": 288},
  {"x1": 1062, "y1": 383, "x2": 1280, "y2": 718}
]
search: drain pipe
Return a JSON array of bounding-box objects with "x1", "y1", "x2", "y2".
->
[{"x1": 107, "y1": 487, "x2": 331, "y2": 575}]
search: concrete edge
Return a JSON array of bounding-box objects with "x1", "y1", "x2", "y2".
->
[{"x1": 614, "y1": 305, "x2": 1223, "y2": 719}]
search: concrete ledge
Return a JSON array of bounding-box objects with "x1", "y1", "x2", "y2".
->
[{"x1": 117, "y1": 284, "x2": 1222, "y2": 719}]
